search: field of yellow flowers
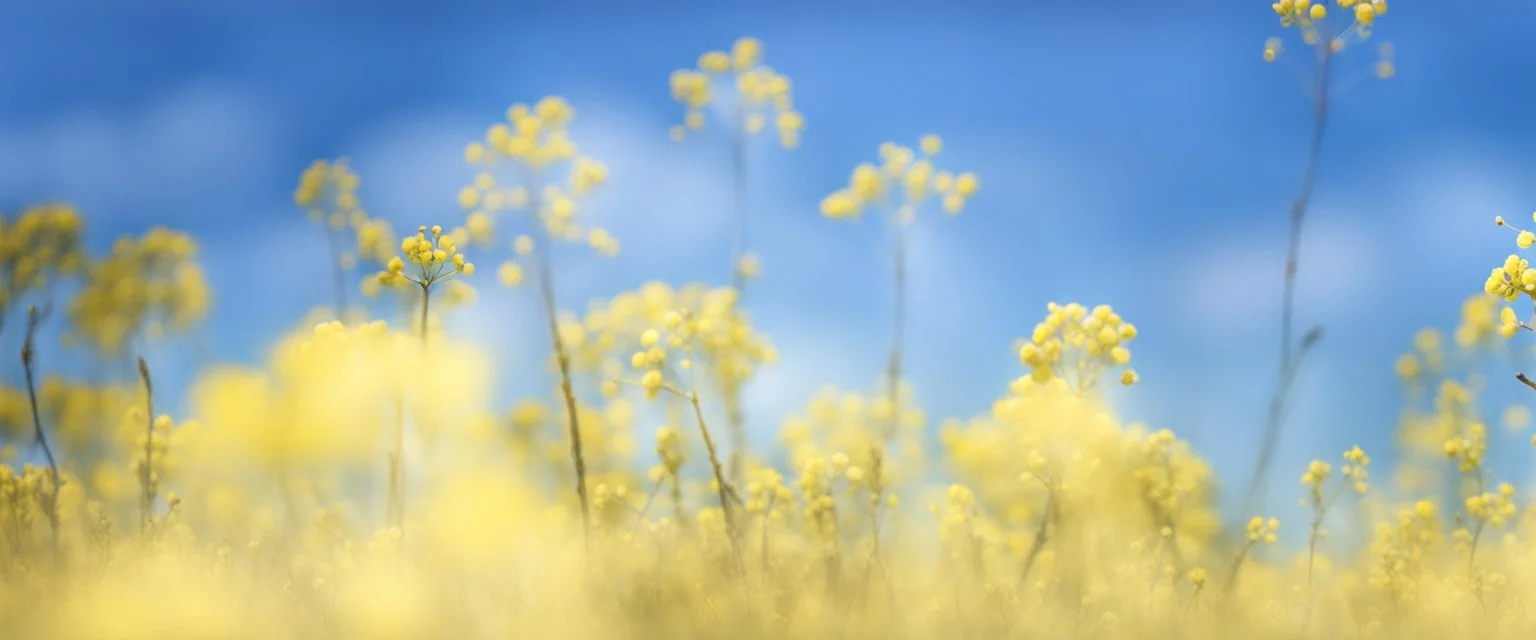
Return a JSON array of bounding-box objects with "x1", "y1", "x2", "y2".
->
[{"x1": 7, "y1": 2, "x2": 1536, "y2": 638}]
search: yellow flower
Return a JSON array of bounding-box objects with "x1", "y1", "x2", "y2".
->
[{"x1": 920, "y1": 134, "x2": 942, "y2": 156}]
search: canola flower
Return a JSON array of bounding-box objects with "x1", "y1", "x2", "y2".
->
[{"x1": 294, "y1": 158, "x2": 376, "y2": 320}]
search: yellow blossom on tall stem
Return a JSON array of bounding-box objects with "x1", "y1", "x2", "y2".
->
[
  {"x1": 461, "y1": 96, "x2": 616, "y2": 553},
  {"x1": 819, "y1": 136, "x2": 977, "y2": 442},
  {"x1": 617, "y1": 306, "x2": 746, "y2": 578},
  {"x1": 668, "y1": 36, "x2": 800, "y2": 289},
  {"x1": 67, "y1": 227, "x2": 209, "y2": 358},
  {"x1": 0, "y1": 204, "x2": 86, "y2": 338},
  {"x1": 371, "y1": 225, "x2": 472, "y2": 532},
  {"x1": 294, "y1": 158, "x2": 374, "y2": 321},
  {"x1": 667, "y1": 37, "x2": 798, "y2": 485},
  {"x1": 1243, "y1": 0, "x2": 1393, "y2": 521}
]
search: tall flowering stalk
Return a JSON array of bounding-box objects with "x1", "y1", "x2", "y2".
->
[
  {"x1": 68, "y1": 227, "x2": 210, "y2": 359},
  {"x1": 820, "y1": 136, "x2": 977, "y2": 577},
  {"x1": 0, "y1": 204, "x2": 85, "y2": 340},
  {"x1": 294, "y1": 159, "x2": 370, "y2": 321},
  {"x1": 373, "y1": 225, "x2": 474, "y2": 532},
  {"x1": 19, "y1": 306, "x2": 61, "y2": 559},
  {"x1": 1241, "y1": 0, "x2": 1394, "y2": 517},
  {"x1": 669, "y1": 36, "x2": 801, "y2": 482},
  {"x1": 1298, "y1": 446, "x2": 1370, "y2": 623},
  {"x1": 820, "y1": 136, "x2": 977, "y2": 444},
  {"x1": 460, "y1": 96, "x2": 615, "y2": 552},
  {"x1": 624, "y1": 310, "x2": 746, "y2": 577}
]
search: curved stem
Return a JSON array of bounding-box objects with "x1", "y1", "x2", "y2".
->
[
  {"x1": 688, "y1": 389, "x2": 745, "y2": 577},
  {"x1": 138, "y1": 357, "x2": 155, "y2": 533},
  {"x1": 539, "y1": 248, "x2": 592, "y2": 554},
  {"x1": 1241, "y1": 47, "x2": 1333, "y2": 519},
  {"x1": 20, "y1": 307, "x2": 60, "y2": 559}
]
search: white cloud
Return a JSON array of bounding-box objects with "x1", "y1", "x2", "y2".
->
[{"x1": 1174, "y1": 211, "x2": 1382, "y2": 336}]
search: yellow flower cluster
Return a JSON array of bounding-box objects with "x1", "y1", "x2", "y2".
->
[
  {"x1": 796, "y1": 454, "x2": 849, "y2": 541},
  {"x1": 0, "y1": 387, "x2": 34, "y2": 442},
  {"x1": 190, "y1": 320, "x2": 490, "y2": 466},
  {"x1": 669, "y1": 37, "x2": 802, "y2": 149},
  {"x1": 580, "y1": 283, "x2": 775, "y2": 473},
  {"x1": 1301, "y1": 446, "x2": 1370, "y2": 498},
  {"x1": 780, "y1": 385, "x2": 927, "y2": 492},
  {"x1": 293, "y1": 158, "x2": 402, "y2": 303},
  {"x1": 1483, "y1": 253, "x2": 1535, "y2": 302},
  {"x1": 1270, "y1": 0, "x2": 1387, "y2": 36},
  {"x1": 627, "y1": 311, "x2": 692, "y2": 399},
  {"x1": 461, "y1": 97, "x2": 616, "y2": 273},
  {"x1": 1247, "y1": 515, "x2": 1281, "y2": 544},
  {"x1": 377, "y1": 225, "x2": 474, "y2": 289},
  {"x1": 0, "y1": 463, "x2": 70, "y2": 554},
  {"x1": 652, "y1": 425, "x2": 685, "y2": 481},
  {"x1": 743, "y1": 467, "x2": 793, "y2": 517},
  {"x1": 1301, "y1": 459, "x2": 1331, "y2": 494},
  {"x1": 1484, "y1": 214, "x2": 1536, "y2": 313},
  {"x1": 820, "y1": 136, "x2": 978, "y2": 220},
  {"x1": 1454, "y1": 294, "x2": 1504, "y2": 346},
  {"x1": 38, "y1": 377, "x2": 134, "y2": 452},
  {"x1": 1265, "y1": 1, "x2": 1393, "y2": 78},
  {"x1": 67, "y1": 228, "x2": 209, "y2": 354},
  {"x1": 1442, "y1": 420, "x2": 1487, "y2": 475},
  {"x1": 1017, "y1": 302, "x2": 1139, "y2": 390},
  {"x1": 1465, "y1": 483, "x2": 1517, "y2": 527},
  {"x1": 1129, "y1": 429, "x2": 1214, "y2": 525},
  {"x1": 0, "y1": 204, "x2": 86, "y2": 315},
  {"x1": 1342, "y1": 444, "x2": 1371, "y2": 492},
  {"x1": 1366, "y1": 500, "x2": 1437, "y2": 599},
  {"x1": 501, "y1": 394, "x2": 636, "y2": 484},
  {"x1": 466, "y1": 96, "x2": 577, "y2": 168},
  {"x1": 1393, "y1": 327, "x2": 1449, "y2": 383},
  {"x1": 294, "y1": 158, "x2": 364, "y2": 230}
]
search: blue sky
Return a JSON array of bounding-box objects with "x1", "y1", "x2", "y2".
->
[{"x1": 2, "y1": 1, "x2": 1535, "y2": 519}]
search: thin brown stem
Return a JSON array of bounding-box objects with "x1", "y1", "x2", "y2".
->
[
  {"x1": 1221, "y1": 541, "x2": 1256, "y2": 596},
  {"x1": 138, "y1": 357, "x2": 155, "y2": 533},
  {"x1": 688, "y1": 389, "x2": 745, "y2": 577},
  {"x1": 20, "y1": 306, "x2": 60, "y2": 559},
  {"x1": 418, "y1": 282, "x2": 430, "y2": 346},
  {"x1": 1019, "y1": 488, "x2": 1056, "y2": 585},
  {"x1": 726, "y1": 396, "x2": 747, "y2": 495},
  {"x1": 538, "y1": 249, "x2": 592, "y2": 554},
  {"x1": 1241, "y1": 47, "x2": 1335, "y2": 519}
]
